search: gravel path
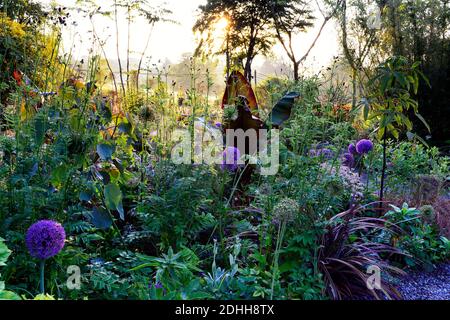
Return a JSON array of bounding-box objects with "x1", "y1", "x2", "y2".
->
[{"x1": 396, "y1": 263, "x2": 450, "y2": 300}]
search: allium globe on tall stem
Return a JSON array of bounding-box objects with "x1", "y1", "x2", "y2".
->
[
  {"x1": 221, "y1": 146, "x2": 241, "y2": 172},
  {"x1": 26, "y1": 220, "x2": 65, "y2": 294},
  {"x1": 342, "y1": 152, "x2": 355, "y2": 168},
  {"x1": 356, "y1": 139, "x2": 373, "y2": 154},
  {"x1": 348, "y1": 143, "x2": 357, "y2": 155}
]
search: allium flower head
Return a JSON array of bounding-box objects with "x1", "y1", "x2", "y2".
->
[
  {"x1": 356, "y1": 139, "x2": 373, "y2": 154},
  {"x1": 348, "y1": 143, "x2": 357, "y2": 155},
  {"x1": 26, "y1": 220, "x2": 65, "y2": 260},
  {"x1": 319, "y1": 148, "x2": 333, "y2": 159},
  {"x1": 221, "y1": 146, "x2": 241, "y2": 171},
  {"x1": 309, "y1": 148, "x2": 333, "y2": 159},
  {"x1": 215, "y1": 122, "x2": 222, "y2": 128},
  {"x1": 273, "y1": 198, "x2": 299, "y2": 223},
  {"x1": 342, "y1": 152, "x2": 355, "y2": 167}
]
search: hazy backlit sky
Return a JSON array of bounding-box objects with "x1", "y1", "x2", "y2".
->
[{"x1": 38, "y1": 0, "x2": 339, "y2": 74}]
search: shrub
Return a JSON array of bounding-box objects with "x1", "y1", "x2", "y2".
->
[
  {"x1": 318, "y1": 205, "x2": 404, "y2": 300},
  {"x1": 382, "y1": 203, "x2": 450, "y2": 270}
]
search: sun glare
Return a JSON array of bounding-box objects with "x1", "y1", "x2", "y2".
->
[{"x1": 213, "y1": 16, "x2": 230, "y2": 39}]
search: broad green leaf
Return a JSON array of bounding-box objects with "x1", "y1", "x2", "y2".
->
[
  {"x1": 377, "y1": 127, "x2": 385, "y2": 140},
  {"x1": 0, "y1": 290, "x2": 22, "y2": 300},
  {"x1": 359, "y1": 98, "x2": 370, "y2": 120},
  {"x1": 267, "y1": 92, "x2": 300, "y2": 126},
  {"x1": 0, "y1": 238, "x2": 11, "y2": 266},
  {"x1": 104, "y1": 183, "x2": 124, "y2": 220},
  {"x1": 91, "y1": 207, "x2": 113, "y2": 230},
  {"x1": 79, "y1": 191, "x2": 92, "y2": 202},
  {"x1": 96, "y1": 143, "x2": 115, "y2": 161},
  {"x1": 50, "y1": 164, "x2": 68, "y2": 186},
  {"x1": 417, "y1": 69, "x2": 431, "y2": 88},
  {"x1": 391, "y1": 128, "x2": 399, "y2": 139},
  {"x1": 118, "y1": 122, "x2": 132, "y2": 135}
]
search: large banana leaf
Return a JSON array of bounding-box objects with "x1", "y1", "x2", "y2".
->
[
  {"x1": 267, "y1": 92, "x2": 300, "y2": 127},
  {"x1": 222, "y1": 71, "x2": 258, "y2": 112}
]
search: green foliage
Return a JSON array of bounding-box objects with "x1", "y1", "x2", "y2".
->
[
  {"x1": 136, "y1": 163, "x2": 218, "y2": 250},
  {"x1": 365, "y1": 56, "x2": 429, "y2": 141},
  {"x1": 382, "y1": 203, "x2": 449, "y2": 270},
  {"x1": 371, "y1": 141, "x2": 448, "y2": 195},
  {"x1": 0, "y1": 238, "x2": 21, "y2": 300},
  {"x1": 0, "y1": 6, "x2": 447, "y2": 301},
  {"x1": 280, "y1": 229, "x2": 326, "y2": 300}
]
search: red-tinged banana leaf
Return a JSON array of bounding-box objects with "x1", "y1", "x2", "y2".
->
[
  {"x1": 222, "y1": 70, "x2": 258, "y2": 112},
  {"x1": 266, "y1": 92, "x2": 300, "y2": 127},
  {"x1": 224, "y1": 96, "x2": 265, "y2": 132}
]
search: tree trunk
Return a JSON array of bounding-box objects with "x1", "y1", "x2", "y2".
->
[
  {"x1": 293, "y1": 61, "x2": 299, "y2": 82},
  {"x1": 244, "y1": 31, "x2": 256, "y2": 82},
  {"x1": 351, "y1": 68, "x2": 357, "y2": 109},
  {"x1": 114, "y1": 0, "x2": 126, "y2": 97},
  {"x1": 136, "y1": 24, "x2": 154, "y2": 91},
  {"x1": 126, "y1": 5, "x2": 131, "y2": 91},
  {"x1": 244, "y1": 59, "x2": 252, "y2": 83}
]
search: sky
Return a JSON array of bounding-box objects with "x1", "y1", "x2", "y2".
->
[{"x1": 37, "y1": 0, "x2": 340, "y2": 76}]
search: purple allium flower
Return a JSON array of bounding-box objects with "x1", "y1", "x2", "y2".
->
[
  {"x1": 348, "y1": 143, "x2": 357, "y2": 155},
  {"x1": 221, "y1": 146, "x2": 241, "y2": 171},
  {"x1": 25, "y1": 220, "x2": 65, "y2": 260},
  {"x1": 356, "y1": 139, "x2": 373, "y2": 154},
  {"x1": 308, "y1": 149, "x2": 317, "y2": 157},
  {"x1": 215, "y1": 122, "x2": 222, "y2": 128},
  {"x1": 318, "y1": 148, "x2": 333, "y2": 159},
  {"x1": 309, "y1": 148, "x2": 333, "y2": 159},
  {"x1": 342, "y1": 152, "x2": 355, "y2": 167}
]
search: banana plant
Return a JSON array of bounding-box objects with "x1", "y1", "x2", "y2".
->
[{"x1": 222, "y1": 70, "x2": 300, "y2": 131}]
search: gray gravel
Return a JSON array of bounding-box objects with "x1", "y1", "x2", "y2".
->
[{"x1": 396, "y1": 263, "x2": 450, "y2": 300}]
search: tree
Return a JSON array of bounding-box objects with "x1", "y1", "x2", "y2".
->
[
  {"x1": 364, "y1": 56, "x2": 430, "y2": 203},
  {"x1": 337, "y1": 0, "x2": 387, "y2": 109},
  {"x1": 383, "y1": 0, "x2": 450, "y2": 144},
  {"x1": 271, "y1": 0, "x2": 314, "y2": 81},
  {"x1": 79, "y1": 0, "x2": 172, "y2": 101},
  {"x1": 194, "y1": 0, "x2": 275, "y2": 82},
  {"x1": 0, "y1": 0, "x2": 45, "y2": 26},
  {"x1": 272, "y1": 0, "x2": 343, "y2": 81},
  {"x1": 337, "y1": 0, "x2": 450, "y2": 144}
]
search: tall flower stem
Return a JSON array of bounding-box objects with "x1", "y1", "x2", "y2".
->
[
  {"x1": 270, "y1": 219, "x2": 286, "y2": 300},
  {"x1": 379, "y1": 131, "x2": 387, "y2": 205},
  {"x1": 39, "y1": 259, "x2": 45, "y2": 294}
]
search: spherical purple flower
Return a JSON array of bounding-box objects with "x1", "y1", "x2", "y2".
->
[
  {"x1": 356, "y1": 139, "x2": 373, "y2": 154},
  {"x1": 221, "y1": 146, "x2": 241, "y2": 171},
  {"x1": 25, "y1": 220, "x2": 65, "y2": 260},
  {"x1": 348, "y1": 143, "x2": 357, "y2": 155},
  {"x1": 342, "y1": 152, "x2": 355, "y2": 167},
  {"x1": 215, "y1": 122, "x2": 222, "y2": 128}
]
